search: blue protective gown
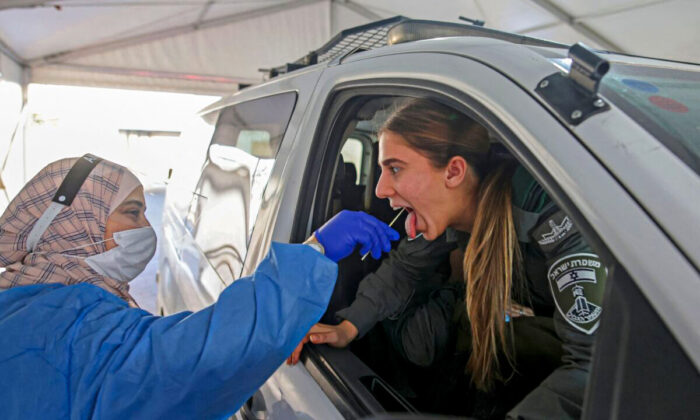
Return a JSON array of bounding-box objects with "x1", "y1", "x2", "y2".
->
[{"x1": 0, "y1": 243, "x2": 337, "y2": 419}]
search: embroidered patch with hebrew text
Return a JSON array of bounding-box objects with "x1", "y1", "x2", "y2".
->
[{"x1": 548, "y1": 253, "x2": 606, "y2": 334}]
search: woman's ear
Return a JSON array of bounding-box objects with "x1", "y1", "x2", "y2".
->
[{"x1": 444, "y1": 156, "x2": 468, "y2": 189}]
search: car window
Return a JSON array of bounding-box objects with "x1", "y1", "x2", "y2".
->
[
  {"x1": 600, "y1": 63, "x2": 700, "y2": 173},
  {"x1": 188, "y1": 92, "x2": 297, "y2": 285}
]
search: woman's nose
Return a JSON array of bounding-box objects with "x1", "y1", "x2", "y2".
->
[{"x1": 375, "y1": 170, "x2": 393, "y2": 199}]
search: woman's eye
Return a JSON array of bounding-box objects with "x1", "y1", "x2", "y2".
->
[{"x1": 390, "y1": 166, "x2": 401, "y2": 174}]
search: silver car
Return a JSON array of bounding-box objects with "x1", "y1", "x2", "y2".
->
[{"x1": 157, "y1": 18, "x2": 699, "y2": 419}]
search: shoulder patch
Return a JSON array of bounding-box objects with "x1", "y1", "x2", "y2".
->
[
  {"x1": 533, "y1": 210, "x2": 576, "y2": 252},
  {"x1": 547, "y1": 253, "x2": 606, "y2": 334}
]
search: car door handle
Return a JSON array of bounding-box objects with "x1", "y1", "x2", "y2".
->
[{"x1": 240, "y1": 390, "x2": 267, "y2": 420}]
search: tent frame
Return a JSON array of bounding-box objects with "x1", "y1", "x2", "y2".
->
[{"x1": 28, "y1": 0, "x2": 325, "y2": 67}]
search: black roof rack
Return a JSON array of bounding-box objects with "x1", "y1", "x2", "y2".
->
[
  {"x1": 261, "y1": 17, "x2": 568, "y2": 79},
  {"x1": 260, "y1": 16, "x2": 408, "y2": 79}
]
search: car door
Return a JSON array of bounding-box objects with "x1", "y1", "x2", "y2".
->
[
  {"x1": 248, "y1": 43, "x2": 698, "y2": 418},
  {"x1": 556, "y1": 59, "x2": 700, "y2": 419},
  {"x1": 458, "y1": 46, "x2": 700, "y2": 416},
  {"x1": 239, "y1": 47, "x2": 588, "y2": 419}
]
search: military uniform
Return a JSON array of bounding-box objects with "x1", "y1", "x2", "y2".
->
[{"x1": 337, "y1": 165, "x2": 607, "y2": 419}]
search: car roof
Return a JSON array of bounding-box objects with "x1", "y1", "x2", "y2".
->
[{"x1": 200, "y1": 18, "x2": 699, "y2": 118}]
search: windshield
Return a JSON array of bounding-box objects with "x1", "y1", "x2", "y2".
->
[{"x1": 600, "y1": 63, "x2": 700, "y2": 173}]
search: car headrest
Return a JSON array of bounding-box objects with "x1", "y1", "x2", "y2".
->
[{"x1": 343, "y1": 162, "x2": 357, "y2": 186}]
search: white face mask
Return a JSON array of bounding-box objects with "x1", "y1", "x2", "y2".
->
[{"x1": 85, "y1": 226, "x2": 157, "y2": 283}]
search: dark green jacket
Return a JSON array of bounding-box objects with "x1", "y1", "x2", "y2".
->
[{"x1": 337, "y1": 165, "x2": 607, "y2": 419}]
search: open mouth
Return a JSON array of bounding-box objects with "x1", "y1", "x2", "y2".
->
[{"x1": 404, "y1": 207, "x2": 417, "y2": 239}]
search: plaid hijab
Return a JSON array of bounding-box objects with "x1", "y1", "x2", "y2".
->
[{"x1": 0, "y1": 157, "x2": 142, "y2": 305}]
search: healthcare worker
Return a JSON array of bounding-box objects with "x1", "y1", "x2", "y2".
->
[
  {"x1": 290, "y1": 99, "x2": 607, "y2": 419},
  {"x1": 0, "y1": 155, "x2": 398, "y2": 419}
]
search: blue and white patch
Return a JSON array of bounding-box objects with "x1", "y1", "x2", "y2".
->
[{"x1": 548, "y1": 253, "x2": 607, "y2": 334}]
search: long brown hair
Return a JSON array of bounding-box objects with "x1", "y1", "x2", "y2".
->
[{"x1": 380, "y1": 98, "x2": 521, "y2": 390}]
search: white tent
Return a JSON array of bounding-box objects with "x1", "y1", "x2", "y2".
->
[{"x1": 1, "y1": 0, "x2": 698, "y2": 96}]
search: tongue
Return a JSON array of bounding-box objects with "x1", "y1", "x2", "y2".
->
[{"x1": 405, "y1": 210, "x2": 417, "y2": 239}]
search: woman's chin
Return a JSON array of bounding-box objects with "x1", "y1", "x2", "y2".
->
[{"x1": 422, "y1": 226, "x2": 448, "y2": 241}]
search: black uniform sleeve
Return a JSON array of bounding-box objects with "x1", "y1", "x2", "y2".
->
[
  {"x1": 336, "y1": 233, "x2": 457, "y2": 339},
  {"x1": 509, "y1": 209, "x2": 607, "y2": 420}
]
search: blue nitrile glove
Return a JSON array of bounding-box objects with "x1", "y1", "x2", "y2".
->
[{"x1": 314, "y1": 210, "x2": 400, "y2": 263}]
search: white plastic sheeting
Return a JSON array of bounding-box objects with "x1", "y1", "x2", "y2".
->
[
  {"x1": 0, "y1": 50, "x2": 22, "y2": 85},
  {"x1": 0, "y1": 50, "x2": 25, "y2": 208},
  {"x1": 0, "y1": 0, "x2": 698, "y2": 96}
]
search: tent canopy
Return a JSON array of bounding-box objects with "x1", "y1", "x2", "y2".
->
[{"x1": 1, "y1": 0, "x2": 699, "y2": 96}]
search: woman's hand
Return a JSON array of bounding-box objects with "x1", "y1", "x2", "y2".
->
[
  {"x1": 506, "y1": 301, "x2": 534, "y2": 318},
  {"x1": 286, "y1": 320, "x2": 359, "y2": 365}
]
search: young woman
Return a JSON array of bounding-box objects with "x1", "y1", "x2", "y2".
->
[
  {"x1": 289, "y1": 98, "x2": 607, "y2": 419},
  {"x1": 0, "y1": 156, "x2": 397, "y2": 418}
]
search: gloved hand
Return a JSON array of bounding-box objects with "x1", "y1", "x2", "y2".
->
[{"x1": 314, "y1": 210, "x2": 399, "y2": 262}]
